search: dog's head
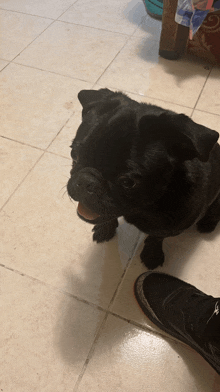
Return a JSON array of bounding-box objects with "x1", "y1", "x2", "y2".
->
[{"x1": 67, "y1": 88, "x2": 219, "y2": 224}]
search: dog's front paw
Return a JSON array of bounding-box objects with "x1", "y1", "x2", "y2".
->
[
  {"x1": 92, "y1": 219, "x2": 118, "y2": 243},
  {"x1": 140, "y1": 236, "x2": 164, "y2": 270}
]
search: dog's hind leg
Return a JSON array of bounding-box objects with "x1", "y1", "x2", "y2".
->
[
  {"x1": 197, "y1": 193, "x2": 220, "y2": 233},
  {"x1": 92, "y1": 219, "x2": 118, "y2": 243}
]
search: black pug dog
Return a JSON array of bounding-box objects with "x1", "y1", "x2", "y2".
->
[{"x1": 67, "y1": 88, "x2": 220, "y2": 269}]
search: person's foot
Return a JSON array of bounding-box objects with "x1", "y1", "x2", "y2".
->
[{"x1": 134, "y1": 272, "x2": 220, "y2": 374}]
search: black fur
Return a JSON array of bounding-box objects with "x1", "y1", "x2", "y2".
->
[{"x1": 67, "y1": 88, "x2": 220, "y2": 269}]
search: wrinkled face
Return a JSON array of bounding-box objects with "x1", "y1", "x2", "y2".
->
[
  {"x1": 67, "y1": 89, "x2": 174, "y2": 224},
  {"x1": 67, "y1": 88, "x2": 219, "y2": 224},
  {"x1": 67, "y1": 98, "x2": 137, "y2": 223}
]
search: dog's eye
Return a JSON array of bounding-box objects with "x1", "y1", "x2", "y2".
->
[{"x1": 118, "y1": 176, "x2": 136, "y2": 189}]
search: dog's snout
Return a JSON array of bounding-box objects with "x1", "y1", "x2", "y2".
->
[
  {"x1": 68, "y1": 169, "x2": 103, "y2": 200},
  {"x1": 85, "y1": 182, "x2": 96, "y2": 194},
  {"x1": 75, "y1": 180, "x2": 95, "y2": 194}
]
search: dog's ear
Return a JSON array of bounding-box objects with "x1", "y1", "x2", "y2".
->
[
  {"x1": 139, "y1": 112, "x2": 219, "y2": 162},
  {"x1": 78, "y1": 88, "x2": 113, "y2": 108},
  {"x1": 166, "y1": 113, "x2": 219, "y2": 162}
]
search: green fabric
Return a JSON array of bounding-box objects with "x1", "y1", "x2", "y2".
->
[{"x1": 144, "y1": 0, "x2": 163, "y2": 17}]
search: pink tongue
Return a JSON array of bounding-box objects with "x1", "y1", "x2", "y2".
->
[{"x1": 77, "y1": 202, "x2": 100, "y2": 220}]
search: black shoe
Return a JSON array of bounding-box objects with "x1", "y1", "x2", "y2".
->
[{"x1": 134, "y1": 272, "x2": 220, "y2": 375}]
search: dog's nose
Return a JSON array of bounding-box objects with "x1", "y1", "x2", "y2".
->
[
  {"x1": 75, "y1": 181, "x2": 94, "y2": 194},
  {"x1": 68, "y1": 168, "x2": 103, "y2": 200}
]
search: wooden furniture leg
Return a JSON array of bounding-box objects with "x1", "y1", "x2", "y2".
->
[{"x1": 159, "y1": 0, "x2": 189, "y2": 60}]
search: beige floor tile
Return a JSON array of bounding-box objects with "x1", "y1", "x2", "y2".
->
[
  {"x1": 0, "y1": 59, "x2": 9, "y2": 71},
  {"x1": 0, "y1": 267, "x2": 105, "y2": 392},
  {"x1": 196, "y1": 67, "x2": 220, "y2": 115},
  {"x1": 124, "y1": 91, "x2": 193, "y2": 115},
  {"x1": 0, "y1": 152, "x2": 140, "y2": 308},
  {"x1": 0, "y1": 63, "x2": 91, "y2": 148},
  {"x1": 15, "y1": 21, "x2": 128, "y2": 82},
  {"x1": 112, "y1": 225, "x2": 220, "y2": 328},
  {"x1": 0, "y1": 137, "x2": 42, "y2": 208},
  {"x1": 59, "y1": 0, "x2": 145, "y2": 35},
  {"x1": 192, "y1": 110, "x2": 220, "y2": 133},
  {"x1": 98, "y1": 37, "x2": 210, "y2": 107},
  {"x1": 133, "y1": 12, "x2": 162, "y2": 39},
  {"x1": 0, "y1": 0, "x2": 76, "y2": 19},
  {"x1": 77, "y1": 314, "x2": 220, "y2": 392},
  {"x1": 0, "y1": 10, "x2": 53, "y2": 61}
]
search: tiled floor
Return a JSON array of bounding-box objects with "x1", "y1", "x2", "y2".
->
[{"x1": 1, "y1": 1, "x2": 220, "y2": 391}]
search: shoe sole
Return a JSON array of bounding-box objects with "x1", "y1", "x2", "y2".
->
[{"x1": 134, "y1": 272, "x2": 220, "y2": 375}]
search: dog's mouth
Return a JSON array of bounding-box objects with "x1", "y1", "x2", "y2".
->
[{"x1": 77, "y1": 202, "x2": 100, "y2": 221}]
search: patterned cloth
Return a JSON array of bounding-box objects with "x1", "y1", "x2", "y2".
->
[{"x1": 175, "y1": 0, "x2": 220, "y2": 38}]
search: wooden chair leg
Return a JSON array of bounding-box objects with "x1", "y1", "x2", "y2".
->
[{"x1": 159, "y1": 0, "x2": 189, "y2": 60}]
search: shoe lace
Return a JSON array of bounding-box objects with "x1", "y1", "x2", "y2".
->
[{"x1": 163, "y1": 286, "x2": 216, "y2": 336}]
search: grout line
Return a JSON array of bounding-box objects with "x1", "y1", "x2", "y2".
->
[
  {"x1": 191, "y1": 108, "x2": 220, "y2": 118},
  {"x1": 43, "y1": 149, "x2": 72, "y2": 160},
  {"x1": 0, "y1": 261, "x2": 149, "y2": 333},
  {"x1": 130, "y1": 14, "x2": 148, "y2": 38},
  {"x1": 0, "y1": 61, "x2": 10, "y2": 72},
  {"x1": 0, "y1": 258, "x2": 137, "y2": 320},
  {"x1": 94, "y1": 35, "x2": 136, "y2": 86},
  {"x1": 0, "y1": 2, "x2": 146, "y2": 38},
  {"x1": 54, "y1": 0, "x2": 79, "y2": 20},
  {"x1": 0, "y1": 263, "x2": 105, "y2": 313},
  {"x1": 0, "y1": 151, "x2": 45, "y2": 212},
  {"x1": 8, "y1": 1, "x2": 96, "y2": 65},
  {"x1": 70, "y1": 241, "x2": 142, "y2": 389},
  {"x1": 72, "y1": 303, "x2": 190, "y2": 392},
  {"x1": 11, "y1": 61, "x2": 94, "y2": 84},
  {"x1": 55, "y1": 18, "x2": 134, "y2": 37},
  {"x1": 55, "y1": 0, "x2": 79, "y2": 20},
  {"x1": 4, "y1": 58, "x2": 212, "y2": 116},
  {"x1": 0, "y1": 258, "x2": 191, "y2": 381},
  {"x1": 45, "y1": 111, "x2": 76, "y2": 151},
  {"x1": 107, "y1": 263, "x2": 131, "y2": 309},
  {"x1": 0, "y1": 7, "x2": 55, "y2": 20},
  {"x1": 0, "y1": 134, "x2": 46, "y2": 151},
  {"x1": 0, "y1": 258, "x2": 144, "y2": 329},
  {"x1": 72, "y1": 312, "x2": 109, "y2": 392},
  {"x1": 191, "y1": 66, "x2": 213, "y2": 117},
  {"x1": 130, "y1": 231, "x2": 144, "y2": 260},
  {"x1": 0, "y1": 134, "x2": 72, "y2": 160},
  {"x1": 93, "y1": 33, "x2": 161, "y2": 88},
  {"x1": 0, "y1": 0, "x2": 79, "y2": 21},
  {"x1": 0, "y1": 259, "x2": 186, "y2": 342},
  {"x1": 73, "y1": 245, "x2": 142, "y2": 392},
  {"x1": 3, "y1": 15, "x2": 202, "y2": 116},
  {"x1": 106, "y1": 233, "x2": 142, "y2": 311},
  {"x1": 11, "y1": 19, "x2": 56, "y2": 63}
]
